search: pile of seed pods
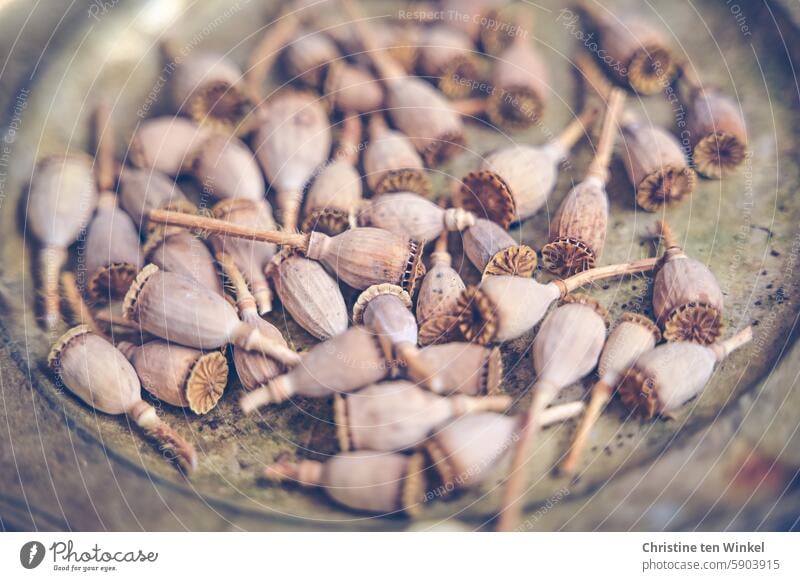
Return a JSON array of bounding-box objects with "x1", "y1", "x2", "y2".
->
[{"x1": 27, "y1": 0, "x2": 751, "y2": 526}]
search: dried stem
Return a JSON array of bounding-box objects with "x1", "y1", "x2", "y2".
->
[
  {"x1": 335, "y1": 113, "x2": 362, "y2": 165},
  {"x1": 559, "y1": 257, "x2": 659, "y2": 294},
  {"x1": 340, "y1": 0, "x2": 405, "y2": 81},
  {"x1": 40, "y1": 245, "x2": 68, "y2": 330},
  {"x1": 216, "y1": 252, "x2": 258, "y2": 317},
  {"x1": 552, "y1": 104, "x2": 601, "y2": 154},
  {"x1": 585, "y1": 88, "x2": 626, "y2": 182},
  {"x1": 575, "y1": 51, "x2": 613, "y2": 101},
  {"x1": 559, "y1": 379, "x2": 612, "y2": 477},
  {"x1": 712, "y1": 326, "x2": 753, "y2": 361},
  {"x1": 246, "y1": 7, "x2": 301, "y2": 98},
  {"x1": 237, "y1": 326, "x2": 300, "y2": 366},
  {"x1": 94, "y1": 308, "x2": 141, "y2": 330},
  {"x1": 240, "y1": 376, "x2": 292, "y2": 413},
  {"x1": 93, "y1": 99, "x2": 115, "y2": 192},
  {"x1": 129, "y1": 401, "x2": 198, "y2": 473},
  {"x1": 60, "y1": 272, "x2": 101, "y2": 335},
  {"x1": 396, "y1": 343, "x2": 444, "y2": 393},
  {"x1": 263, "y1": 459, "x2": 323, "y2": 485},
  {"x1": 655, "y1": 219, "x2": 680, "y2": 250},
  {"x1": 450, "y1": 97, "x2": 487, "y2": 117}
]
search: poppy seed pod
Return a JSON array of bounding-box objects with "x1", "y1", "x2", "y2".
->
[
  {"x1": 437, "y1": 0, "x2": 507, "y2": 51},
  {"x1": 358, "y1": 192, "x2": 476, "y2": 241},
  {"x1": 459, "y1": 106, "x2": 598, "y2": 228},
  {"x1": 416, "y1": 25, "x2": 480, "y2": 99},
  {"x1": 208, "y1": 199, "x2": 277, "y2": 314},
  {"x1": 323, "y1": 61, "x2": 385, "y2": 115},
  {"x1": 130, "y1": 116, "x2": 210, "y2": 177},
  {"x1": 117, "y1": 340, "x2": 228, "y2": 415},
  {"x1": 122, "y1": 265, "x2": 300, "y2": 366},
  {"x1": 143, "y1": 228, "x2": 224, "y2": 296},
  {"x1": 407, "y1": 343, "x2": 503, "y2": 396},
  {"x1": 252, "y1": 90, "x2": 332, "y2": 231},
  {"x1": 617, "y1": 326, "x2": 752, "y2": 419},
  {"x1": 542, "y1": 89, "x2": 626, "y2": 276},
  {"x1": 283, "y1": 30, "x2": 341, "y2": 89},
  {"x1": 49, "y1": 326, "x2": 197, "y2": 472},
  {"x1": 561, "y1": 312, "x2": 660, "y2": 476},
  {"x1": 416, "y1": 229, "x2": 466, "y2": 328},
  {"x1": 190, "y1": 133, "x2": 266, "y2": 203},
  {"x1": 334, "y1": 380, "x2": 511, "y2": 452},
  {"x1": 28, "y1": 154, "x2": 98, "y2": 329},
  {"x1": 653, "y1": 220, "x2": 725, "y2": 344},
  {"x1": 118, "y1": 167, "x2": 191, "y2": 233},
  {"x1": 462, "y1": 218, "x2": 538, "y2": 279},
  {"x1": 263, "y1": 451, "x2": 426, "y2": 516},
  {"x1": 363, "y1": 114, "x2": 431, "y2": 197},
  {"x1": 240, "y1": 326, "x2": 390, "y2": 412}
]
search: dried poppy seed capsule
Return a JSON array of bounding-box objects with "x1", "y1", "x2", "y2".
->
[
  {"x1": 143, "y1": 228, "x2": 224, "y2": 296},
  {"x1": 264, "y1": 451, "x2": 426, "y2": 516},
  {"x1": 542, "y1": 89, "x2": 626, "y2": 276},
  {"x1": 363, "y1": 114, "x2": 431, "y2": 197},
  {"x1": 323, "y1": 60, "x2": 385, "y2": 115},
  {"x1": 117, "y1": 340, "x2": 228, "y2": 415},
  {"x1": 191, "y1": 133, "x2": 266, "y2": 203},
  {"x1": 353, "y1": 284, "x2": 443, "y2": 392},
  {"x1": 358, "y1": 192, "x2": 476, "y2": 241},
  {"x1": 240, "y1": 326, "x2": 390, "y2": 412},
  {"x1": 252, "y1": 90, "x2": 332, "y2": 231},
  {"x1": 302, "y1": 114, "x2": 363, "y2": 236},
  {"x1": 118, "y1": 167, "x2": 191, "y2": 233},
  {"x1": 209, "y1": 199, "x2": 277, "y2": 314},
  {"x1": 407, "y1": 343, "x2": 503, "y2": 396},
  {"x1": 123, "y1": 264, "x2": 300, "y2": 366},
  {"x1": 618, "y1": 327, "x2": 752, "y2": 418},
  {"x1": 462, "y1": 218, "x2": 537, "y2": 279},
  {"x1": 416, "y1": 25, "x2": 480, "y2": 99},
  {"x1": 283, "y1": 29, "x2": 340, "y2": 89},
  {"x1": 459, "y1": 107, "x2": 598, "y2": 228},
  {"x1": 130, "y1": 116, "x2": 210, "y2": 177},
  {"x1": 560, "y1": 313, "x2": 660, "y2": 476},
  {"x1": 416, "y1": 229, "x2": 466, "y2": 327},
  {"x1": 653, "y1": 220, "x2": 725, "y2": 344},
  {"x1": 335, "y1": 380, "x2": 511, "y2": 452},
  {"x1": 49, "y1": 326, "x2": 197, "y2": 472},
  {"x1": 28, "y1": 154, "x2": 98, "y2": 329}
]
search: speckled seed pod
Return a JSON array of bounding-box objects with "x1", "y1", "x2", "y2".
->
[
  {"x1": 561, "y1": 313, "x2": 660, "y2": 476},
  {"x1": 123, "y1": 265, "x2": 300, "y2": 366},
  {"x1": 130, "y1": 116, "x2": 210, "y2": 177},
  {"x1": 209, "y1": 199, "x2": 277, "y2": 314},
  {"x1": 263, "y1": 451, "x2": 426, "y2": 515},
  {"x1": 302, "y1": 114, "x2": 363, "y2": 236},
  {"x1": 335, "y1": 380, "x2": 511, "y2": 452},
  {"x1": 462, "y1": 218, "x2": 538, "y2": 279},
  {"x1": 118, "y1": 167, "x2": 191, "y2": 233},
  {"x1": 618, "y1": 327, "x2": 752, "y2": 418},
  {"x1": 542, "y1": 89, "x2": 625, "y2": 276},
  {"x1": 252, "y1": 91, "x2": 332, "y2": 231},
  {"x1": 144, "y1": 229, "x2": 224, "y2": 296},
  {"x1": 358, "y1": 192, "x2": 476, "y2": 241},
  {"x1": 416, "y1": 25, "x2": 480, "y2": 99},
  {"x1": 117, "y1": 340, "x2": 228, "y2": 415},
  {"x1": 416, "y1": 230, "x2": 466, "y2": 328},
  {"x1": 283, "y1": 30, "x2": 340, "y2": 89},
  {"x1": 323, "y1": 61, "x2": 385, "y2": 115},
  {"x1": 240, "y1": 326, "x2": 390, "y2": 412},
  {"x1": 653, "y1": 220, "x2": 725, "y2": 344},
  {"x1": 407, "y1": 343, "x2": 503, "y2": 396},
  {"x1": 363, "y1": 114, "x2": 431, "y2": 197},
  {"x1": 48, "y1": 326, "x2": 197, "y2": 472},
  {"x1": 460, "y1": 107, "x2": 598, "y2": 228},
  {"x1": 28, "y1": 154, "x2": 99, "y2": 329},
  {"x1": 191, "y1": 133, "x2": 266, "y2": 202}
]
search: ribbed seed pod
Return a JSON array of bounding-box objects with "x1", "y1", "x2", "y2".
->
[
  {"x1": 130, "y1": 116, "x2": 210, "y2": 176},
  {"x1": 323, "y1": 61, "x2": 385, "y2": 115},
  {"x1": 118, "y1": 167, "x2": 191, "y2": 233},
  {"x1": 240, "y1": 326, "x2": 390, "y2": 412},
  {"x1": 618, "y1": 327, "x2": 752, "y2": 418},
  {"x1": 334, "y1": 380, "x2": 511, "y2": 452},
  {"x1": 358, "y1": 192, "x2": 476, "y2": 241},
  {"x1": 416, "y1": 229, "x2": 466, "y2": 330},
  {"x1": 28, "y1": 154, "x2": 98, "y2": 329},
  {"x1": 263, "y1": 451, "x2": 426, "y2": 516},
  {"x1": 416, "y1": 25, "x2": 480, "y2": 99},
  {"x1": 144, "y1": 229, "x2": 223, "y2": 296},
  {"x1": 252, "y1": 90, "x2": 332, "y2": 230},
  {"x1": 302, "y1": 114, "x2": 363, "y2": 236},
  {"x1": 542, "y1": 89, "x2": 625, "y2": 276},
  {"x1": 117, "y1": 340, "x2": 228, "y2": 415},
  {"x1": 48, "y1": 326, "x2": 197, "y2": 472},
  {"x1": 560, "y1": 313, "x2": 660, "y2": 476},
  {"x1": 208, "y1": 199, "x2": 277, "y2": 314},
  {"x1": 654, "y1": 220, "x2": 725, "y2": 344},
  {"x1": 407, "y1": 343, "x2": 503, "y2": 396},
  {"x1": 283, "y1": 30, "x2": 340, "y2": 89},
  {"x1": 190, "y1": 133, "x2": 266, "y2": 202},
  {"x1": 462, "y1": 218, "x2": 538, "y2": 279},
  {"x1": 460, "y1": 107, "x2": 598, "y2": 228},
  {"x1": 363, "y1": 114, "x2": 431, "y2": 197},
  {"x1": 122, "y1": 265, "x2": 300, "y2": 366}
]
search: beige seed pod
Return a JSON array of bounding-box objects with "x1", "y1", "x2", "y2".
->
[
  {"x1": 462, "y1": 218, "x2": 538, "y2": 279},
  {"x1": 264, "y1": 451, "x2": 426, "y2": 516},
  {"x1": 252, "y1": 90, "x2": 332, "y2": 231},
  {"x1": 323, "y1": 61, "x2": 385, "y2": 115},
  {"x1": 118, "y1": 167, "x2": 192, "y2": 233},
  {"x1": 283, "y1": 29, "x2": 341, "y2": 88},
  {"x1": 208, "y1": 199, "x2": 277, "y2": 314},
  {"x1": 190, "y1": 133, "x2": 266, "y2": 202},
  {"x1": 358, "y1": 192, "x2": 476, "y2": 241},
  {"x1": 459, "y1": 107, "x2": 598, "y2": 228},
  {"x1": 48, "y1": 326, "x2": 197, "y2": 472},
  {"x1": 407, "y1": 343, "x2": 503, "y2": 396},
  {"x1": 618, "y1": 327, "x2": 753, "y2": 418},
  {"x1": 416, "y1": 229, "x2": 466, "y2": 328},
  {"x1": 416, "y1": 25, "x2": 480, "y2": 99},
  {"x1": 542, "y1": 89, "x2": 626, "y2": 276},
  {"x1": 130, "y1": 116, "x2": 210, "y2": 177},
  {"x1": 144, "y1": 229, "x2": 224, "y2": 296},
  {"x1": 240, "y1": 325, "x2": 390, "y2": 412},
  {"x1": 363, "y1": 114, "x2": 431, "y2": 197},
  {"x1": 335, "y1": 380, "x2": 511, "y2": 452},
  {"x1": 118, "y1": 340, "x2": 228, "y2": 415},
  {"x1": 122, "y1": 265, "x2": 300, "y2": 366},
  {"x1": 28, "y1": 154, "x2": 98, "y2": 329},
  {"x1": 654, "y1": 220, "x2": 725, "y2": 344},
  {"x1": 560, "y1": 313, "x2": 660, "y2": 476}
]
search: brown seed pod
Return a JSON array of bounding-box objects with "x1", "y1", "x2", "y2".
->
[
  {"x1": 283, "y1": 29, "x2": 341, "y2": 88},
  {"x1": 462, "y1": 218, "x2": 537, "y2": 279},
  {"x1": 240, "y1": 326, "x2": 390, "y2": 412},
  {"x1": 263, "y1": 451, "x2": 426, "y2": 516},
  {"x1": 130, "y1": 116, "x2": 210, "y2": 177},
  {"x1": 407, "y1": 343, "x2": 503, "y2": 396},
  {"x1": 190, "y1": 133, "x2": 266, "y2": 202},
  {"x1": 335, "y1": 380, "x2": 511, "y2": 452},
  {"x1": 122, "y1": 264, "x2": 300, "y2": 366},
  {"x1": 416, "y1": 229, "x2": 466, "y2": 327},
  {"x1": 358, "y1": 192, "x2": 476, "y2": 241},
  {"x1": 653, "y1": 220, "x2": 725, "y2": 344},
  {"x1": 208, "y1": 199, "x2": 277, "y2": 314},
  {"x1": 323, "y1": 60, "x2": 385, "y2": 115},
  {"x1": 416, "y1": 25, "x2": 480, "y2": 99},
  {"x1": 560, "y1": 312, "x2": 660, "y2": 476},
  {"x1": 617, "y1": 326, "x2": 752, "y2": 419},
  {"x1": 148, "y1": 210, "x2": 427, "y2": 294},
  {"x1": 144, "y1": 228, "x2": 224, "y2": 296},
  {"x1": 252, "y1": 90, "x2": 332, "y2": 231},
  {"x1": 542, "y1": 89, "x2": 626, "y2": 276},
  {"x1": 117, "y1": 340, "x2": 228, "y2": 415},
  {"x1": 363, "y1": 114, "x2": 431, "y2": 197},
  {"x1": 118, "y1": 167, "x2": 191, "y2": 233},
  {"x1": 459, "y1": 107, "x2": 598, "y2": 228},
  {"x1": 48, "y1": 326, "x2": 198, "y2": 472},
  {"x1": 28, "y1": 154, "x2": 98, "y2": 329},
  {"x1": 302, "y1": 114, "x2": 363, "y2": 236}
]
